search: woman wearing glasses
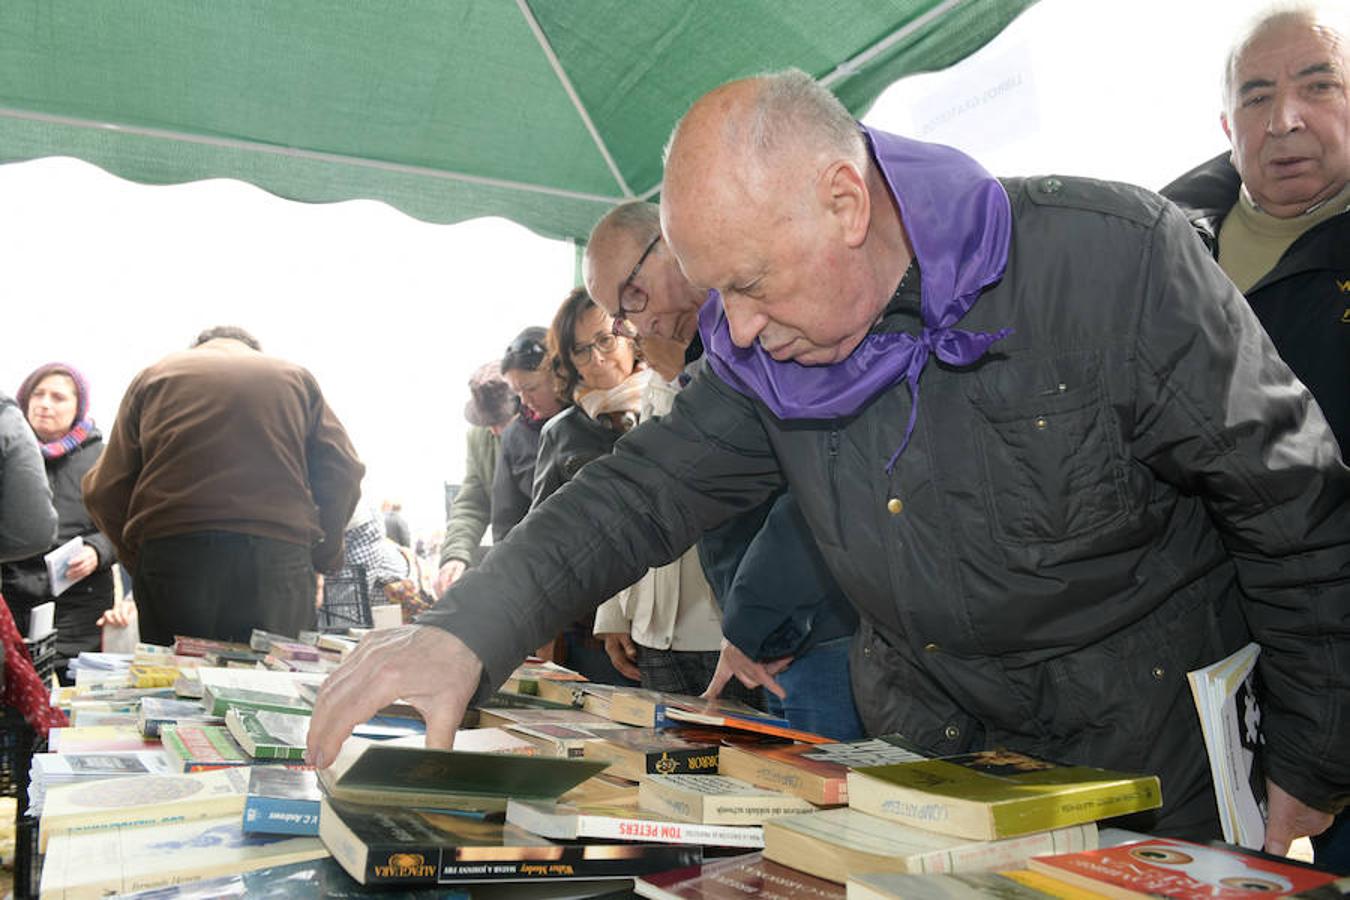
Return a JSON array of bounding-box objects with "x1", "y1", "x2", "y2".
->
[{"x1": 532, "y1": 288, "x2": 735, "y2": 699}]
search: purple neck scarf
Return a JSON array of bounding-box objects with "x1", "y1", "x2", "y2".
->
[{"x1": 700, "y1": 126, "x2": 1012, "y2": 472}]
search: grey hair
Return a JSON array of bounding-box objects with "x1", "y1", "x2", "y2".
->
[
  {"x1": 1222, "y1": 3, "x2": 1350, "y2": 111},
  {"x1": 663, "y1": 69, "x2": 866, "y2": 175},
  {"x1": 193, "y1": 325, "x2": 261, "y2": 351},
  {"x1": 589, "y1": 200, "x2": 660, "y2": 248}
]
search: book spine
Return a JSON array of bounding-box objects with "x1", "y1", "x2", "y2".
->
[
  {"x1": 992, "y1": 778, "x2": 1161, "y2": 838},
  {"x1": 719, "y1": 754, "x2": 841, "y2": 806},
  {"x1": 646, "y1": 747, "x2": 720, "y2": 776},
  {"x1": 847, "y1": 771, "x2": 991, "y2": 838},
  {"x1": 913, "y1": 823, "x2": 1098, "y2": 874},
  {"x1": 587, "y1": 815, "x2": 764, "y2": 848},
  {"x1": 243, "y1": 796, "x2": 321, "y2": 835}
]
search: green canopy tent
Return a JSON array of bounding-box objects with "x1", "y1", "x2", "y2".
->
[{"x1": 0, "y1": 0, "x2": 1035, "y2": 243}]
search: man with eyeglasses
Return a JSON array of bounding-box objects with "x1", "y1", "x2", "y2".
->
[
  {"x1": 577, "y1": 200, "x2": 864, "y2": 741},
  {"x1": 311, "y1": 71, "x2": 1349, "y2": 851}
]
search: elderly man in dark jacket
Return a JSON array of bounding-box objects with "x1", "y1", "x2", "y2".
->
[
  {"x1": 1162, "y1": 3, "x2": 1350, "y2": 868},
  {"x1": 311, "y1": 72, "x2": 1350, "y2": 854}
]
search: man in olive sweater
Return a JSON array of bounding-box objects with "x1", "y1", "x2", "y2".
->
[{"x1": 84, "y1": 326, "x2": 364, "y2": 644}]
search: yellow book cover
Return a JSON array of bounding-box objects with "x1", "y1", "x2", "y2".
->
[
  {"x1": 847, "y1": 749, "x2": 1161, "y2": 840},
  {"x1": 39, "y1": 767, "x2": 250, "y2": 852}
]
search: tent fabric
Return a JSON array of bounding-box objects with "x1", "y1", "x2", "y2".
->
[{"x1": 0, "y1": 0, "x2": 1036, "y2": 242}]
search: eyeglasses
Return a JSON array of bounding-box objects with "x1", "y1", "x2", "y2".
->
[
  {"x1": 612, "y1": 233, "x2": 661, "y2": 335},
  {"x1": 569, "y1": 331, "x2": 621, "y2": 366}
]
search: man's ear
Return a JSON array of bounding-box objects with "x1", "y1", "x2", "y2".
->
[
  {"x1": 819, "y1": 160, "x2": 870, "y2": 249},
  {"x1": 1220, "y1": 111, "x2": 1233, "y2": 143}
]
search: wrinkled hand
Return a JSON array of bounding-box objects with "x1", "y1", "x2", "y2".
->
[
  {"x1": 1264, "y1": 779, "x2": 1333, "y2": 856},
  {"x1": 305, "y1": 625, "x2": 482, "y2": 768},
  {"x1": 96, "y1": 599, "x2": 136, "y2": 628},
  {"x1": 434, "y1": 560, "x2": 467, "y2": 596},
  {"x1": 599, "y1": 632, "x2": 641, "y2": 682},
  {"x1": 702, "y1": 638, "x2": 791, "y2": 701},
  {"x1": 64, "y1": 545, "x2": 99, "y2": 582},
  {"x1": 637, "y1": 335, "x2": 689, "y2": 382}
]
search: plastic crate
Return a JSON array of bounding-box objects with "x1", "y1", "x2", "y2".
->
[
  {"x1": 0, "y1": 707, "x2": 36, "y2": 800},
  {"x1": 13, "y1": 814, "x2": 39, "y2": 899},
  {"x1": 318, "y1": 567, "x2": 372, "y2": 633},
  {"x1": 23, "y1": 632, "x2": 57, "y2": 683}
]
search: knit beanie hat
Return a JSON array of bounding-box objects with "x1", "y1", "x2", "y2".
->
[{"x1": 17, "y1": 362, "x2": 90, "y2": 423}]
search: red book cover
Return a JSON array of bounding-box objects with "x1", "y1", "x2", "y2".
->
[
  {"x1": 1027, "y1": 837, "x2": 1339, "y2": 898},
  {"x1": 635, "y1": 852, "x2": 844, "y2": 899}
]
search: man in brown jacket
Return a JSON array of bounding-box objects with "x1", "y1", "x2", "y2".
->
[{"x1": 83, "y1": 326, "x2": 364, "y2": 644}]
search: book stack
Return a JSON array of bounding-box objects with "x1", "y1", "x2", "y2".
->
[{"x1": 742, "y1": 745, "x2": 1164, "y2": 886}]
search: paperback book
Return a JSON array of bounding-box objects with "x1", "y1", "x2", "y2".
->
[
  {"x1": 39, "y1": 767, "x2": 250, "y2": 852},
  {"x1": 160, "y1": 723, "x2": 252, "y2": 772},
  {"x1": 138, "y1": 696, "x2": 223, "y2": 738},
  {"x1": 1025, "y1": 836, "x2": 1341, "y2": 898},
  {"x1": 1187, "y1": 642, "x2": 1266, "y2": 849},
  {"x1": 40, "y1": 814, "x2": 328, "y2": 898},
  {"x1": 607, "y1": 689, "x2": 830, "y2": 743},
  {"x1": 846, "y1": 869, "x2": 1104, "y2": 899},
  {"x1": 762, "y1": 806, "x2": 1097, "y2": 884},
  {"x1": 848, "y1": 748, "x2": 1162, "y2": 840},
  {"x1": 203, "y1": 685, "x2": 314, "y2": 718},
  {"x1": 319, "y1": 742, "x2": 607, "y2": 813},
  {"x1": 584, "y1": 728, "x2": 721, "y2": 781},
  {"x1": 243, "y1": 766, "x2": 322, "y2": 836},
  {"x1": 320, "y1": 796, "x2": 701, "y2": 886},
  {"x1": 717, "y1": 733, "x2": 926, "y2": 805},
  {"x1": 506, "y1": 798, "x2": 764, "y2": 848},
  {"x1": 226, "y1": 707, "x2": 310, "y2": 759},
  {"x1": 634, "y1": 851, "x2": 845, "y2": 900},
  {"x1": 507, "y1": 722, "x2": 632, "y2": 758},
  {"x1": 638, "y1": 774, "x2": 816, "y2": 825}
]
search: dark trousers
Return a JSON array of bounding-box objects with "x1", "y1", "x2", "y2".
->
[
  {"x1": 636, "y1": 645, "x2": 763, "y2": 710},
  {"x1": 133, "y1": 531, "x2": 317, "y2": 645}
]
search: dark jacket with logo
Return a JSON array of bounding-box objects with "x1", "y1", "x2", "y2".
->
[
  {"x1": 1161, "y1": 153, "x2": 1350, "y2": 454},
  {"x1": 423, "y1": 175, "x2": 1350, "y2": 837}
]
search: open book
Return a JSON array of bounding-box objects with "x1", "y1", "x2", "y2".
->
[{"x1": 1187, "y1": 642, "x2": 1266, "y2": 849}]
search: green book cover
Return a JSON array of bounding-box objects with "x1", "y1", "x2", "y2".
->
[
  {"x1": 848, "y1": 749, "x2": 1162, "y2": 840},
  {"x1": 204, "y1": 686, "x2": 313, "y2": 718},
  {"x1": 160, "y1": 724, "x2": 250, "y2": 770},
  {"x1": 322, "y1": 745, "x2": 607, "y2": 813},
  {"x1": 225, "y1": 707, "x2": 309, "y2": 760}
]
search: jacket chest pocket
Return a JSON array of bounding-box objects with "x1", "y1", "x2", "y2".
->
[{"x1": 967, "y1": 352, "x2": 1127, "y2": 544}]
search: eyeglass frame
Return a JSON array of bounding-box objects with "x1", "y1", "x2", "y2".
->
[
  {"x1": 569, "y1": 330, "x2": 622, "y2": 366},
  {"x1": 612, "y1": 232, "x2": 662, "y2": 334}
]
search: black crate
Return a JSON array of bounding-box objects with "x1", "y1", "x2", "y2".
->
[
  {"x1": 12, "y1": 814, "x2": 39, "y2": 899},
  {"x1": 0, "y1": 707, "x2": 36, "y2": 800},
  {"x1": 318, "y1": 567, "x2": 371, "y2": 632},
  {"x1": 22, "y1": 632, "x2": 57, "y2": 683}
]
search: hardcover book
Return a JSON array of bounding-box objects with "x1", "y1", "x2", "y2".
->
[
  {"x1": 226, "y1": 707, "x2": 310, "y2": 759},
  {"x1": 160, "y1": 723, "x2": 252, "y2": 772},
  {"x1": 584, "y1": 728, "x2": 721, "y2": 781},
  {"x1": 638, "y1": 774, "x2": 816, "y2": 825},
  {"x1": 39, "y1": 766, "x2": 250, "y2": 852},
  {"x1": 1025, "y1": 837, "x2": 1341, "y2": 899},
  {"x1": 717, "y1": 733, "x2": 926, "y2": 805},
  {"x1": 320, "y1": 796, "x2": 701, "y2": 885},
  {"x1": 40, "y1": 814, "x2": 328, "y2": 898},
  {"x1": 633, "y1": 851, "x2": 845, "y2": 899},
  {"x1": 243, "y1": 766, "x2": 322, "y2": 836},
  {"x1": 848, "y1": 749, "x2": 1162, "y2": 840},
  {"x1": 506, "y1": 798, "x2": 764, "y2": 848},
  {"x1": 318, "y1": 742, "x2": 607, "y2": 813},
  {"x1": 762, "y1": 806, "x2": 1097, "y2": 884}
]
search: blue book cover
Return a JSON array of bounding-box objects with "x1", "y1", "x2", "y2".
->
[{"x1": 242, "y1": 768, "x2": 321, "y2": 836}]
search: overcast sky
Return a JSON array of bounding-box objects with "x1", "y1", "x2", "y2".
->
[{"x1": 0, "y1": 0, "x2": 1278, "y2": 538}]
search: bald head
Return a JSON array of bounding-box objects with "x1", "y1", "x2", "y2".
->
[{"x1": 659, "y1": 70, "x2": 908, "y2": 366}]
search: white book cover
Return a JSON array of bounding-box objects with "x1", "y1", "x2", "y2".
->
[
  {"x1": 43, "y1": 535, "x2": 84, "y2": 599},
  {"x1": 27, "y1": 600, "x2": 55, "y2": 639},
  {"x1": 40, "y1": 814, "x2": 327, "y2": 898},
  {"x1": 506, "y1": 798, "x2": 765, "y2": 848},
  {"x1": 1187, "y1": 642, "x2": 1265, "y2": 849}
]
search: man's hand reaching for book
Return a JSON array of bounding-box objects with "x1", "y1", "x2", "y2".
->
[{"x1": 305, "y1": 624, "x2": 483, "y2": 769}]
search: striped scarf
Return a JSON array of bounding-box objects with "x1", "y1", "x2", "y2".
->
[{"x1": 39, "y1": 417, "x2": 93, "y2": 459}]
